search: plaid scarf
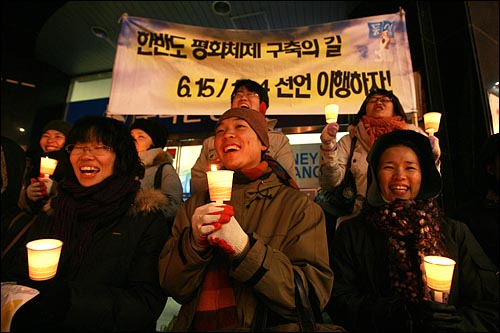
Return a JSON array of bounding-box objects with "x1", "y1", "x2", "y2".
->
[
  {"x1": 364, "y1": 198, "x2": 446, "y2": 303},
  {"x1": 192, "y1": 254, "x2": 238, "y2": 331}
]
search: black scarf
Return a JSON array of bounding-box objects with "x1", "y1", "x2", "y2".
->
[
  {"x1": 363, "y1": 198, "x2": 446, "y2": 303},
  {"x1": 51, "y1": 174, "x2": 140, "y2": 272}
]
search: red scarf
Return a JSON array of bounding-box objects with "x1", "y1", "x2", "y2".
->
[
  {"x1": 361, "y1": 115, "x2": 408, "y2": 147},
  {"x1": 192, "y1": 254, "x2": 238, "y2": 331}
]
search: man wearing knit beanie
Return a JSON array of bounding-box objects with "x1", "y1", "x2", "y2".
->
[
  {"x1": 216, "y1": 108, "x2": 269, "y2": 148},
  {"x1": 159, "y1": 107, "x2": 332, "y2": 332},
  {"x1": 130, "y1": 118, "x2": 168, "y2": 149}
]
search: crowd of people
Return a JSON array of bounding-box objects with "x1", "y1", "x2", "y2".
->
[{"x1": 1, "y1": 81, "x2": 498, "y2": 332}]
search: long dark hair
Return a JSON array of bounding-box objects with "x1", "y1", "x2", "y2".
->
[{"x1": 67, "y1": 116, "x2": 144, "y2": 179}]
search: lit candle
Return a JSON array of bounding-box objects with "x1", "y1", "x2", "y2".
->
[
  {"x1": 26, "y1": 239, "x2": 63, "y2": 281},
  {"x1": 40, "y1": 157, "x2": 58, "y2": 176},
  {"x1": 324, "y1": 104, "x2": 339, "y2": 123},
  {"x1": 423, "y1": 255, "x2": 456, "y2": 303},
  {"x1": 423, "y1": 112, "x2": 442, "y2": 136},
  {"x1": 206, "y1": 165, "x2": 234, "y2": 204}
]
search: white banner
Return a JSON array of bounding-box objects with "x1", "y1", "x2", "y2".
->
[{"x1": 108, "y1": 11, "x2": 416, "y2": 116}]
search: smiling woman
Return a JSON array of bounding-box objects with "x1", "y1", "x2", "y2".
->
[{"x1": 2, "y1": 116, "x2": 172, "y2": 332}]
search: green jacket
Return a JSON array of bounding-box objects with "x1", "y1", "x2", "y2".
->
[{"x1": 159, "y1": 172, "x2": 333, "y2": 330}]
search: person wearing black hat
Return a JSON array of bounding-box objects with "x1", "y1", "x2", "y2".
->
[
  {"x1": 329, "y1": 130, "x2": 498, "y2": 332},
  {"x1": 189, "y1": 79, "x2": 296, "y2": 194},
  {"x1": 159, "y1": 108, "x2": 332, "y2": 331},
  {"x1": 18, "y1": 119, "x2": 73, "y2": 213},
  {"x1": 130, "y1": 118, "x2": 183, "y2": 224}
]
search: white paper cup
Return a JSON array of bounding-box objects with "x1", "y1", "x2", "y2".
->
[
  {"x1": 423, "y1": 112, "x2": 442, "y2": 135},
  {"x1": 26, "y1": 239, "x2": 63, "y2": 281},
  {"x1": 206, "y1": 170, "x2": 234, "y2": 203},
  {"x1": 424, "y1": 255, "x2": 455, "y2": 291},
  {"x1": 40, "y1": 157, "x2": 58, "y2": 175}
]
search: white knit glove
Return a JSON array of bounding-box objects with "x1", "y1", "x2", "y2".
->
[
  {"x1": 320, "y1": 122, "x2": 339, "y2": 151},
  {"x1": 191, "y1": 202, "x2": 234, "y2": 251},
  {"x1": 208, "y1": 216, "x2": 249, "y2": 257}
]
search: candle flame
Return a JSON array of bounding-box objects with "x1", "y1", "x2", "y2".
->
[{"x1": 211, "y1": 164, "x2": 218, "y2": 171}]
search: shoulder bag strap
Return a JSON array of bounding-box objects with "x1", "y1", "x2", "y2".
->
[
  {"x1": 294, "y1": 271, "x2": 318, "y2": 332},
  {"x1": 154, "y1": 162, "x2": 170, "y2": 190},
  {"x1": 346, "y1": 136, "x2": 357, "y2": 170}
]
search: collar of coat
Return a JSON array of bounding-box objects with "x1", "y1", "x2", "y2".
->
[{"x1": 43, "y1": 187, "x2": 168, "y2": 217}]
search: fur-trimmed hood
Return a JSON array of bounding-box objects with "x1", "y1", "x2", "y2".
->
[{"x1": 129, "y1": 187, "x2": 169, "y2": 215}]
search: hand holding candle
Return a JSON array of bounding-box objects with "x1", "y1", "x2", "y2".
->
[
  {"x1": 206, "y1": 165, "x2": 234, "y2": 203},
  {"x1": 423, "y1": 112, "x2": 442, "y2": 136}
]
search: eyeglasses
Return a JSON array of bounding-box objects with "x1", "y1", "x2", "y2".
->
[
  {"x1": 232, "y1": 91, "x2": 260, "y2": 99},
  {"x1": 367, "y1": 97, "x2": 393, "y2": 104},
  {"x1": 65, "y1": 144, "x2": 112, "y2": 156}
]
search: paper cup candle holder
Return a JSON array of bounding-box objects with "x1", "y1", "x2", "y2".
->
[
  {"x1": 324, "y1": 104, "x2": 339, "y2": 123},
  {"x1": 206, "y1": 165, "x2": 234, "y2": 204},
  {"x1": 26, "y1": 239, "x2": 63, "y2": 281},
  {"x1": 423, "y1": 255, "x2": 456, "y2": 303}
]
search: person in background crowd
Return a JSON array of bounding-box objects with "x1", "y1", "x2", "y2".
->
[
  {"x1": 3, "y1": 116, "x2": 170, "y2": 332},
  {"x1": 318, "y1": 88, "x2": 441, "y2": 234},
  {"x1": 130, "y1": 118, "x2": 183, "y2": 225},
  {"x1": 189, "y1": 79, "x2": 296, "y2": 194},
  {"x1": 1, "y1": 136, "x2": 26, "y2": 226},
  {"x1": 18, "y1": 119, "x2": 72, "y2": 213},
  {"x1": 329, "y1": 130, "x2": 498, "y2": 332},
  {"x1": 455, "y1": 133, "x2": 499, "y2": 269},
  {"x1": 159, "y1": 108, "x2": 332, "y2": 331}
]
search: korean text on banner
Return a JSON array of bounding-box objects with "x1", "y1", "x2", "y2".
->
[{"x1": 108, "y1": 11, "x2": 416, "y2": 116}]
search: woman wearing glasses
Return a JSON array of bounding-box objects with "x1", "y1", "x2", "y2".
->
[{"x1": 3, "y1": 116, "x2": 170, "y2": 332}]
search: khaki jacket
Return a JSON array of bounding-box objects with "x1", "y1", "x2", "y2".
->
[{"x1": 159, "y1": 173, "x2": 333, "y2": 331}]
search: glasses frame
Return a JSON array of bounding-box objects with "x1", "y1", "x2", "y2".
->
[
  {"x1": 65, "y1": 144, "x2": 113, "y2": 156},
  {"x1": 232, "y1": 91, "x2": 260, "y2": 99},
  {"x1": 367, "y1": 96, "x2": 393, "y2": 104}
]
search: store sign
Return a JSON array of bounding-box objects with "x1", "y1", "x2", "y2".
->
[{"x1": 292, "y1": 144, "x2": 320, "y2": 189}]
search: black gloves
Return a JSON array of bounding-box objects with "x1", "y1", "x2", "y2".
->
[
  {"x1": 10, "y1": 277, "x2": 71, "y2": 331},
  {"x1": 414, "y1": 300, "x2": 464, "y2": 332}
]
